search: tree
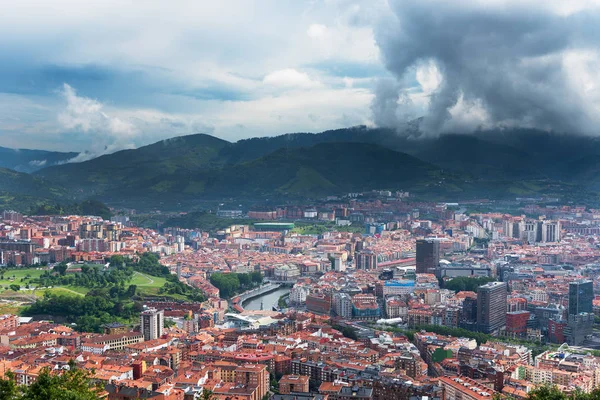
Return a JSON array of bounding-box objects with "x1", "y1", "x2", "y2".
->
[
  {"x1": 527, "y1": 385, "x2": 569, "y2": 400},
  {"x1": 126, "y1": 284, "x2": 137, "y2": 297},
  {"x1": 53, "y1": 263, "x2": 68, "y2": 276},
  {"x1": 332, "y1": 324, "x2": 358, "y2": 340},
  {"x1": 0, "y1": 371, "x2": 17, "y2": 400},
  {"x1": 109, "y1": 255, "x2": 125, "y2": 268},
  {"x1": 200, "y1": 388, "x2": 215, "y2": 400},
  {"x1": 443, "y1": 276, "x2": 496, "y2": 293},
  {"x1": 250, "y1": 271, "x2": 263, "y2": 285},
  {"x1": 9, "y1": 284, "x2": 20, "y2": 292},
  {"x1": 21, "y1": 367, "x2": 102, "y2": 400}
]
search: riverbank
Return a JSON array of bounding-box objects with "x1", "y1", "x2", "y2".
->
[
  {"x1": 243, "y1": 287, "x2": 290, "y2": 311},
  {"x1": 231, "y1": 283, "x2": 289, "y2": 312}
]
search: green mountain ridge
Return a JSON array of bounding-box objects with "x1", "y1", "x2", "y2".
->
[
  {"x1": 100, "y1": 142, "x2": 444, "y2": 201},
  {"x1": 0, "y1": 168, "x2": 77, "y2": 212},
  {"x1": 36, "y1": 134, "x2": 230, "y2": 193},
  {"x1": 9, "y1": 126, "x2": 600, "y2": 209},
  {"x1": 0, "y1": 146, "x2": 77, "y2": 173}
]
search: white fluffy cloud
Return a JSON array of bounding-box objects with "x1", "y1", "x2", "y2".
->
[
  {"x1": 58, "y1": 83, "x2": 136, "y2": 137},
  {"x1": 263, "y1": 69, "x2": 321, "y2": 89},
  {"x1": 0, "y1": 1, "x2": 385, "y2": 152},
  {"x1": 8, "y1": 0, "x2": 600, "y2": 153}
]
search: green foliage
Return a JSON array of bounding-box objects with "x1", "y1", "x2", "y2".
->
[
  {"x1": 29, "y1": 200, "x2": 111, "y2": 220},
  {"x1": 24, "y1": 252, "x2": 205, "y2": 331},
  {"x1": 0, "y1": 371, "x2": 17, "y2": 400},
  {"x1": 23, "y1": 289, "x2": 141, "y2": 333},
  {"x1": 129, "y1": 253, "x2": 206, "y2": 301},
  {"x1": 164, "y1": 319, "x2": 177, "y2": 328},
  {"x1": 525, "y1": 385, "x2": 600, "y2": 400},
  {"x1": 8, "y1": 284, "x2": 20, "y2": 292},
  {"x1": 201, "y1": 388, "x2": 216, "y2": 400},
  {"x1": 37, "y1": 134, "x2": 230, "y2": 193},
  {"x1": 0, "y1": 168, "x2": 67, "y2": 200},
  {"x1": 130, "y1": 253, "x2": 170, "y2": 277},
  {"x1": 37, "y1": 139, "x2": 443, "y2": 202},
  {"x1": 332, "y1": 324, "x2": 359, "y2": 340},
  {"x1": 7, "y1": 128, "x2": 600, "y2": 209},
  {"x1": 109, "y1": 255, "x2": 125, "y2": 267},
  {"x1": 0, "y1": 365, "x2": 101, "y2": 400},
  {"x1": 163, "y1": 211, "x2": 254, "y2": 233},
  {"x1": 278, "y1": 294, "x2": 288, "y2": 309},
  {"x1": 209, "y1": 272, "x2": 263, "y2": 298},
  {"x1": 431, "y1": 348, "x2": 453, "y2": 362},
  {"x1": 443, "y1": 276, "x2": 496, "y2": 293},
  {"x1": 34, "y1": 263, "x2": 133, "y2": 289},
  {"x1": 158, "y1": 274, "x2": 206, "y2": 302},
  {"x1": 53, "y1": 263, "x2": 68, "y2": 276}
]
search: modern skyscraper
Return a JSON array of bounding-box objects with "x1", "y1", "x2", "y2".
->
[
  {"x1": 568, "y1": 280, "x2": 593, "y2": 317},
  {"x1": 416, "y1": 239, "x2": 440, "y2": 274},
  {"x1": 477, "y1": 282, "x2": 507, "y2": 334},
  {"x1": 541, "y1": 220, "x2": 561, "y2": 243},
  {"x1": 565, "y1": 312, "x2": 594, "y2": 345},
  {"x1": 140, "y1": 308, "x2": 164, "y2": 341},
  {"x1": 460, "y1": 296, "x2": 478, "y2": 331}
]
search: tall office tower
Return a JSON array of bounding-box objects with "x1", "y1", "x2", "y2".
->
[
  {"x1": 177, "y1": 262, "x2": 182, "y2": 278},
  {"x1": 460, "y1": 296, "x2": 478, "y2": 331},
  {"x1": 140, "y1": 308, "x2": 164, "y2": 341},
  {"x1": 416, "y1": 239, "x2": 440, "y2": 274},
  {"x1": 477, "y1": 282, "x2": 507, "y2": 334},
  {"x1": 568, "y1": 280, "x2": 593, "y2": 317},
  {"x1": 541, "y1": 220, "x2": 561, "y2": 243}
]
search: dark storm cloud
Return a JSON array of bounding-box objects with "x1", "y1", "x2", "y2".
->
[{"x1": 372, "y1": 0, "x2": 600, "y2": 135}]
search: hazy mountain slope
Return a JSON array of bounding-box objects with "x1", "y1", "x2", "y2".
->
[
  {"x1": 97, "y1": 142, "x2": 444, "y2": 202},
  {"x1": 0, "y1": 168, "x2": 67, "y2": 198},
  {"x1": 28, "y1": 126, "x2": 600, "y2": 207},
  {"x1": 0, "y1": 146, "x2": 77, "y2": 173},
  {"x1": 219, "y1": 126, "x2": 403, "y2": 162},
  {"x1": 36, "y1": 134, "x2": 231, "y2": 193},
  {"x1": 411, "y1": 135, "x2": 534, "y2": 179},
  {"x1": 0, "y1": 167, "x2": 74, "y2": 212}
]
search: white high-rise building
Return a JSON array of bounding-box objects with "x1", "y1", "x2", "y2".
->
[
  {"x1": 140, "y1": 308, "x2": 164, "y2": 341},
  {"x1": 290, "y1": 284, "x2": 309, "y2": 305},
  {"x1": 541, "y1": 221, "x2": 561, "y2": 243},
  {"x1": 333, "y1": 293, "x2": 353, "y2": 318}
]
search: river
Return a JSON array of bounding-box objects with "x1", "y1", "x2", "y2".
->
[{"x1": 243, "y1": 287, "x2": 290, "y2": 311}]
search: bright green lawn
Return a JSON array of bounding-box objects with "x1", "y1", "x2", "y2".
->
[
  {"x1": 0, "y1": 268, "x2": 46, "y2": 287},
  {"x1": 0, "y1": 268, "x2": 170, "y2": 300},
  {"x1": 130, "y1": 272, "x2": 167, "y2": 288}
]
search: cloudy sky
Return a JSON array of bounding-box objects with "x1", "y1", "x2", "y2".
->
[{"x1": 1, "y1": 0, "x2": 599, "y2": 156}]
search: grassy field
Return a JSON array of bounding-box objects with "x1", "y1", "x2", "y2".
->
[
  {"x1": 131, "y1": 272, "x2": 168, "y2": 296},
  {"x1": 291, "y1": 221, "x2": 364, "y2": 235},
  {"x1": 130, "y1": 272, "x2": 166, "y2": 287},
  {"x1": 0, "y1": 268, "x2": 47, "y2": 288},
  {"x1": 0, "y1": 302, "x2": 23, "y2": 314},
  {"x1": 34, "y1": 287, "x2": 87, "y2": 297},
  {"x1": 0, "y1": 268, "x2": 169, "y2": 302}
]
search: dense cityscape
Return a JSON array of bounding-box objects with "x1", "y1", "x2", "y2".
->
[
  {"x1": 3, "y1": 1, "x2": 600, "y2": 399},
  {"x1": 0, "y1": 194, "x2": 600, "y2": 399}
]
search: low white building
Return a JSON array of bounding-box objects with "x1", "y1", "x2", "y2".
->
[{"x1": 290, "y1": 284, "x2": 309, "y2": 305}]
